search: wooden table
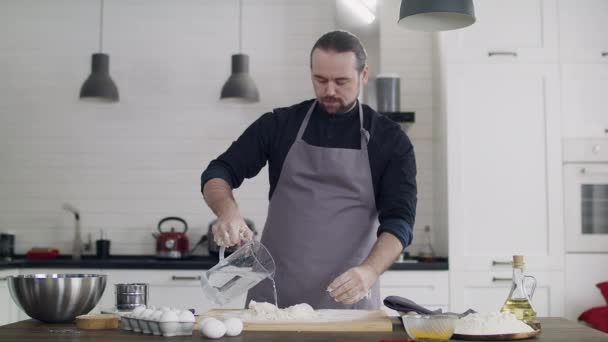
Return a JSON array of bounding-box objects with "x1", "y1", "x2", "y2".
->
[{"x1": 1, "y1": 317, "x2": 607, "y2": 341}]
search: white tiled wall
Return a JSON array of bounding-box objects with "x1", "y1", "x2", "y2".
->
[
  {"x1": 0, "y1": 0, "x2": 440, "y2": 257},
  {"x1": 379, "y1": 0, "x2": 440, "y2": 256}
]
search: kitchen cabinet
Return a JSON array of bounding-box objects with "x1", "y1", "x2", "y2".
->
[
  {"x1": 379, "y1": 271, "x2": 449, "y2": 316},
  {"x1": 96, "y1": 269, "x2": 246, "y2": 314},
  {"x1": 441, "y1": 63, "x2": 563, "y2": 272},
  {"x1": 0, "y1": 269, "x2": 20, "y2": 326},
  {"x1": 561, "y1": 64, "x2": 608, "y2": 138},
  {"x1": 558, "y1": 0, "x2": 608, "y2": 64},
  {"x1": 438, "y1": 11, "x2": 565, "y2": 310},
  {"x1": 558, "y1": 0, "x2": 608, "y2": 138},
  {"x1": 441, "y1": 0, "x2": 558, "y2": 64},
  {"x1": 450, "y1": 270, "x2": 564, "y2": 317},
  {"x1": 97, "y1": 269, "x2": 442, "y2": 315},
  {"x1": 565, "y1": 254, "x2": 608, "y2": 321}
]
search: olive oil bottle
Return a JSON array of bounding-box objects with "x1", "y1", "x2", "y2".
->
[{"x1": 500, "y1": 255, "x2": 537, "y2": 322}]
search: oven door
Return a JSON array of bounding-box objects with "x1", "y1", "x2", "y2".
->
[{"x1": 564, "y1": 164, "x2": 608, "y2": 252}]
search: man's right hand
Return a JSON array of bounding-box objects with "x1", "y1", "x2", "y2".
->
[
  {"x1": 212, "y1": 213, "x2": 254, "y2": 247},
  {"x1": 203, "y1": 178, "x2": 254, "y2": 247}
]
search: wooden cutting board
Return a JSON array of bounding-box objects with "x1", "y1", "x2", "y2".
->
[{"x1": 197, "y1": 309, "x2": 393, "y2": 332}]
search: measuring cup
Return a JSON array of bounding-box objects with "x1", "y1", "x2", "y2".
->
[{"x1": 200, "y1": 240, "x2": 275, "y2": 306}]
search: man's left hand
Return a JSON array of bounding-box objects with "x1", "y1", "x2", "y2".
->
[{"x1": 327, "y1": 265, "x2": 379, "y2": 305}]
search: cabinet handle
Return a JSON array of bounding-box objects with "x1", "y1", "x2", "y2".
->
[
  {"x1": 488, "y1": 51, "x2": 518, "y2": 57},
  {"x1": 580, "y1": 168, "x2": 608, "y2": 175},
  {"x1": 492, "y1": 260, "x2": 513, "y2": 266},
  {"x1": 171, "y1": 276, "x2": 201, "y2": 281},
  {"x1": 602, "y1": 52, "x2": 608, "y2": 57},
  {"x1": 492, "y1": 277, "x2": 512, "y2": 282},
  {"x1": 0, "y1": 277, "x2": 7, "y2": 281}
]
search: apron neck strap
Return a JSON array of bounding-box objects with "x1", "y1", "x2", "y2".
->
[
  {"x1": 296, "y1": 100, "x2": 366, "y2": 141},
  {"x1": 296, "y1": 101, "x2": 316, "y2": 140}
]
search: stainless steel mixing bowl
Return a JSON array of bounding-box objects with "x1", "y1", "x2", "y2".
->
[{"x1": 8, "y1": 274, "x2": 107, "y2": 323}]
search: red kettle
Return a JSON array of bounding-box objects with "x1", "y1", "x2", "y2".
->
[{"x1": 153, "y1": 216, "x2": 189, "y2": 259}]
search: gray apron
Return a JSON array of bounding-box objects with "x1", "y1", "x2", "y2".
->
[{"x1": 247, "y1": 100, "x2": 380, "y2": 310}]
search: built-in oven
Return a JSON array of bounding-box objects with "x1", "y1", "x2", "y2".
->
[{"x1": 564, "y1": 139, "x2": 608, "y2": 252}]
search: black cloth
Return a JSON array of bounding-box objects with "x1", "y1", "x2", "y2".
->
[{"x1": 201, "y1": 99, "x2": 417, "y2": 249}]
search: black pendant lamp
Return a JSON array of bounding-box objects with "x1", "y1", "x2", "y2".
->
[
  {"x1": 220, "y1": 0, "x2": 259, "y2": 103},
  {"x1": 398, "y1": 0, "x2": 476, "y2": 32},
  {"x1": 80, "y1": 0, "x2": 119, "y2": 102}
]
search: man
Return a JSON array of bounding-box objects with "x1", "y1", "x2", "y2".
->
[{"x1": 201, "y1": 30, "x2": 416, "y2": 310}]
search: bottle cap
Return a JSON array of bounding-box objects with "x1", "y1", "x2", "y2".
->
[{"x1": 513, "y1": 255, "x2": 524, "y2": 267}]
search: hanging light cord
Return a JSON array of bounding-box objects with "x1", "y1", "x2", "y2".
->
[
  {"x1": 99, "y1": 0, "x2": 104, "y2": 52},
  {"x1": 238, "y1": 0, "x2": 242, "y2": 53}
]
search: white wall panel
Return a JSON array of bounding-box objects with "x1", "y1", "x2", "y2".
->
[{"x1": 0, "y1": 0, "x2": 435, "y2": 256}]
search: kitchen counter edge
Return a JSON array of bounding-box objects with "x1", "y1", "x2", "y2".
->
[{"x1": 0, "y1": 256, "x2": 448, "y2": 271}]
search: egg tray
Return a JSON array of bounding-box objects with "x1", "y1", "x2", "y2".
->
[{"x1": 120, "y1": 315, "x2": 195, "y2": 337}]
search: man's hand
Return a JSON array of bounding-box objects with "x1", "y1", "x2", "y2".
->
[
  {"x1": 212, "y1": 213, "x2": 254, "y2": 247},
  {"x1": 327, "y1": 265, "x2": 379, "y2": 305}
]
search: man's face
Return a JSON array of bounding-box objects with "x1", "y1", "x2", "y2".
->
[{"x1": 311, "y1": 48, "x2": 368, "y2": 114}]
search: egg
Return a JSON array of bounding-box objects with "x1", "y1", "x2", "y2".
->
[
  {"x1": 224, "y1": 318, "x2": 243, "y2": 336},
  {"x1": 200, "y1": 318, "x2": 226, "y2": 339},
  {"x1": 141, "y1": 309, "x2": 155, "y2": 320},
  {"x1": 132, "y1": 305, "x2": 146, "y2": 316},
  {"x1": 177, "y1": 310, "x2": 195, "y2": 323},
  {"x1": 151, "y1": 310, "x2": 163, "y2": 322},
  {"x1": 159, "y1": 311, "x2": 180, "y2": 323}
]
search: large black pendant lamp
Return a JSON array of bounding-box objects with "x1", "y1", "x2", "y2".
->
[
  {"x1": 80, "y1": 0, "x2": 119, "y2": 102},
  {"x1": 220, "y1": 0, "x2": 259, "y2": 103},
  {"x1": 398, "y1": 0, "x2": 476, "y2": 32}
]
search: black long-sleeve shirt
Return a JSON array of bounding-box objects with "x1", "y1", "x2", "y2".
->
[{"x1": 201, "y1": 99, "x2": 417, "y2": 249}]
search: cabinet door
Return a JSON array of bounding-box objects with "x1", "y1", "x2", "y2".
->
[
  {"x1": 561, "y1": 65, "x2": 608, "y2": 138},
  {"x1": 450, "y1": 271, "x2": 564, "y2": 317},
  {"x1": 446, "y1": 64, "x2": 563, "y2": 271},
  {"x1": 99, "y1": 270, "x2": 246, "y2": 315},
  {"x1": 441, "y1": 0, "x2": 558, "y2": 63},
  {"x1": 380, "y1": 271, "x2": 449, "y2": 316},
  {"x1": 558, "y1": 0, "x2": 608, "y2": 63},
  {"x1": 0, "y1": 269, "x2": 20, "y2": 325}
]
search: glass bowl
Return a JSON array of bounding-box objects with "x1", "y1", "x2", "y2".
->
[{"x1": 401, "y1": 314, "x2": 458, "y2": 342}]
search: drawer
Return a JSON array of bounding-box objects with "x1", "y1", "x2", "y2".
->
[
  {"x1": 99, "y1": 270, "x2": 246, "y2": 313},
  {"x1": 380, "y1": 271, "x2": 449, "y2": 305}
]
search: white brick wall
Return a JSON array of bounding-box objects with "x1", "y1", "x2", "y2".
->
[
  {"x1": 0, "y1": 0, "x2": 441, "y2": 257},
  {"x1": 378, "y1": 0, "x2": 441, "y2": 257}
]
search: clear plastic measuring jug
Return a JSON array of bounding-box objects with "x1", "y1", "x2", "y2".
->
[{"x1": 200, "y1": 240, "x2": 275, "y2": 306}]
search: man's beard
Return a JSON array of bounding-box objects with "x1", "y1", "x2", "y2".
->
[{"x1": 319, "y1": 96, "x2": 358, "y2": 114}]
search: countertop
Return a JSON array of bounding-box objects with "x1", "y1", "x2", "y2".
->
[
  {"x1": 1, "y1": 318, "x2": 607, "y2": 341},
  {"x1": 0, "y1": 255, "x2": 448, "y2": 271}
]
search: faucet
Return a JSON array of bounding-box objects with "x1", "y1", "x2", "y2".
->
[
  {"x1": 84, "y1": 233, "x2": 93, "y2": 252},
  {"x1": 62, "y1": 203, "x2": 83, "y2": 260}
]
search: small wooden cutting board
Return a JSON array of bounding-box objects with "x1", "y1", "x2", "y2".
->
[
  {"x1": 75, "y1": 314, "x2": 119, "y2": 330},
  {"x1": 197, "y1": 309, "x2": 393, "y2": 332}
]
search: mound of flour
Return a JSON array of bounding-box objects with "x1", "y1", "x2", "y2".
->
[
  {"x1": 455, "y1": 312, "x2": 535, "y2": 335},
  {"x1": 245, "y1": 300, "x2": 319, "y2": 321}
]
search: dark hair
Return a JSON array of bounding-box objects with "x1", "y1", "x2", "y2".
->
[{"x1": 310, "y1": 30, "x2": 367, "y2": 73}]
